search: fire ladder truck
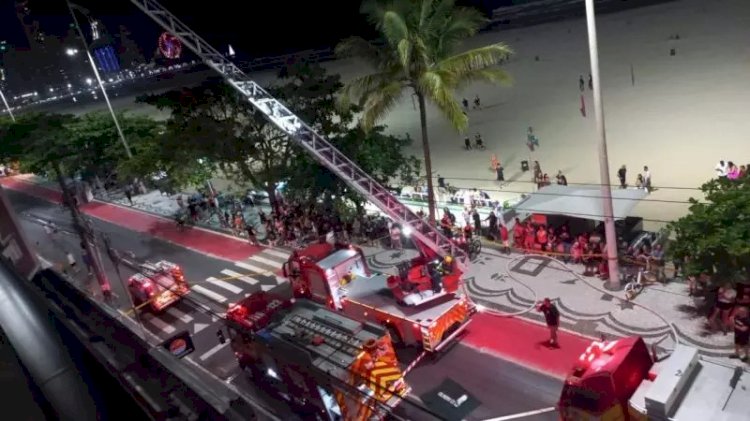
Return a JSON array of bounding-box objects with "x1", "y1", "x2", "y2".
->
[{"x1": 127, "y1": 0, "x2": 469, "y2": 273}]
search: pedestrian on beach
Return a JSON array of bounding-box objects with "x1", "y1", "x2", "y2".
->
[
  {"x1": 464, "y1": 136, "x2": 472, "y2": 150},
  {"x1": 618, "y1": 165, "x2": 627, "y2": 189},
  {"x1": 537, "y1": 298, "x2": 560, "y2": 347},
  {"x1": 462, "y1": 98, "x2": 469, "y2": 111},
  {"x1": 473, "y1": 94, "x2": 481, "y2": 109},
  {"x1": 496, "y1": 163, "x2": 505, "y2": 182},
  {"x1": 579, "y1": 75, "x2": 584, "y2": 92},
  {"x1": 588, "y1": 73, "x2": 593, "y2": 90}
]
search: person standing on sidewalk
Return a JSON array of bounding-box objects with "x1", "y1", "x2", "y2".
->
[
  {"x1": 124, "y1": 185, "x2": 134, "y2": 205},
  {"x1": 731, "y1": 306, "x2": 749, "y2": 362},
  {"x1": 537, "y1": 298, "x2": 560, "y2": 347},
  {"x1": 618, "y1": 165, "x2": 627, "y2": 189}
]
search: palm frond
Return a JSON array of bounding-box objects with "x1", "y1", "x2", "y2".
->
[
  {"x1": 437, "y1": 43, "x2": 513, "y2": 78},
  {"x1": 418, "y1": 71, "x2": 467, "y2": 132},
  {"x1": 433, "y1": 7, "x2": 486, "y2": 58},
  {"x1": 337, "y1": 73, "x2": 390, "y2": 109},
  {"x1": 382, "y1": 10, "x2": 409, "y2": 46},
  {"x1": 442, "y1": 67, "x2": 512, "y2": 90},
  {"x1": 360, "y1": 81, "x2": 404, "y2": 132}
]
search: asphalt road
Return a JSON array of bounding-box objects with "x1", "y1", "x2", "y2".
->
[{"x1": 7, "y1": 189, "x2": 563, "y2": 420}]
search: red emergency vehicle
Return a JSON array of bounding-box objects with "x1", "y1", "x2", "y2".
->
[
  {"x1": 127, "y1": 260, "x2": 189, "y2": 312},
  {"x1": 558, "y1": 336, "x2": 750, "y2": 420},
  {"x1": 225, "y1": 294, "x2": 407, "y2": 420},
  {"x1": 282, "y1": 242, "x2": 472, "y2": 352}
]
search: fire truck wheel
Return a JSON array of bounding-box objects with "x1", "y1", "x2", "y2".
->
[{"x1": 386, "y1": 325, "x2": 404, "y2": 348}]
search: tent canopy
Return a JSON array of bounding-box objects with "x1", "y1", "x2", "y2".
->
[{"x1": 514, "y1": 185, "x2": 647, "y2": 221}]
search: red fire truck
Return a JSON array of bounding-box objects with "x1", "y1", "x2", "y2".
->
[
  {"x1": 127, "y1": 260, "x2": 189, "y2": 312},
  {"x1": 282, "y1": 242, "x2": 472, "y2": 352},
  {"x1": 225, "y1": 293, "x2": 408, "y2": 420},
  {"x1": 558, "y1": 336, "x2": 750, "y2": 420}
]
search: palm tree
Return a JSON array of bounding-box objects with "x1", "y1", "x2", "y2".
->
[{"x1": 337, "y1": 0, "x2": 513, "y2": 223}]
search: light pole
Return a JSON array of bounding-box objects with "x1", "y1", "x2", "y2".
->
[
  {"x1": 0, "y1": 88, "x2": 15, "y2": 122},
  {"x1": 585, "y1": 0, "x2": 620, "y2": 288},
  {"x1": 65, "y1": 0, "x2": 132, "y2": 159}
]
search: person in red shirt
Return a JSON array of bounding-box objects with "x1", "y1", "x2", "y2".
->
[{"x1": 499, "y1": 224, "x2": 510, "y2": 254}]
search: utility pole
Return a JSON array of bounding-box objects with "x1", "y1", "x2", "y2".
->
[
  {"x1": 0, "y1": 88, "x2": 15, "y2": 122},
  {"x1": 585, "y1": 0, "x2": 620, "y2": 288},
  {"x1": 54, "y1": 161, "x2": 112, "y2": 298}
]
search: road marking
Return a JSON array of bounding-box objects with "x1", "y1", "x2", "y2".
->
[
  {"x1": 192, "y1": 285, "x2": 227, "y2": 303},
  {"x1": 235, "y1": 261, "x2": 270, "y2": 274},
  {"x1": 199, "y1": 341, "x2": 230, "y2": 361},
  {"x1": 166, "y1": 307, "x2": 194, "y2": 323},
  {"x1": 143, "y1": 315, "x2": 176, "y2": 335},
  {"x1": 481, "y1": 407, "x2": 557, "y2": 421},
  {"x1": 263, "y1": 248, "x2": 290, "y2": 259},
  {"x1": 194, "y1": 322, "x2": 209, "y2": 334},
  {"x1": 262, "y1": 249, "x2": 292, "y2": 261},
  {"x1": 206, "y1": 276, "x2": 243, "y2": 294},
  {"x1": 249, "y1": 254, "x2": 283, "y2": 269},
  {"x1": 220, "y1": 269, "x2": 259, "y2": 286}
]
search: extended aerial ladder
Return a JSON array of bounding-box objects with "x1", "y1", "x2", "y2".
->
[{"x1": 128, "y1": 0, "x2": 470, "y2": 271}]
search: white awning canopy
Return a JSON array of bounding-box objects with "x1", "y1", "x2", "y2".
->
[{"x1": 514, "y1": 185, "x2": 648, "y2": 221}]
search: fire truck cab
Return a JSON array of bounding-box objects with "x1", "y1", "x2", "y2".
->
[
  {"x1": 282, "y1": 242, "x2": 472, "y2": 352},
  {"x1": 127, "y1": 260, "x2": 189, "y2": 312},
  {"x1": 558, "y1": 336, "x2": 750, "y2": 421},
  {"x1": 226, "y1": 298, "x2": 408, "y2": 420}
]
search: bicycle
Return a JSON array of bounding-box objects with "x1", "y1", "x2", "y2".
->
[{"x1": 623, "y1": 261, "x2": 657, "y2": 300}]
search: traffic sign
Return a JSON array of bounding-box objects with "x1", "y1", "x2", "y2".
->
[{"x1": 162, "y1": 330, "x2": 195, "y2": 359}]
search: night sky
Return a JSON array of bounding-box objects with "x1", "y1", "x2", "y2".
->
[{"x1": 0, "y1": 0, "x2": 512, "y2": 58}]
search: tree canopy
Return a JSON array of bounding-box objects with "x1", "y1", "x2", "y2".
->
[
  {"x1": 0, "y1": 111, "x2": 163, "y2": 182},
  {"x1": 136, "y1": 61, "x2": 419, "y2": 211},
  {"x1": 668, "y1": 178, "x2": 750, "y2": 281},
  {"x1": 336, "y1": 0, "x2": 513, "y2": 222}
]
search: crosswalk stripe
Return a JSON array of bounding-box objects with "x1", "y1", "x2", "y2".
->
[
  {"x1": 235, "y1": 261, "x2": 271, "y2": 274},
  {"x1": 206, "y1": 276, "x2": 244, "y2": 294},
  {"x1": 144, "y1": 315, "x2": 176, "y2": 334},
  {"x1": 263, "y1": 248, "x2": 291, "y2": 259},
  {"x1": 220, "y1": 269, "x2": 259, "y2": 286},
  {"x1": 249, "y1": 255, "x2": 283, "y2": 269},
  {"x1": 166, "y1": 307, "x2": 194, "y2": 323},
  {"x1": 199, "y1": 341, "x2": 229, "y2": 361},
  {"x1": 192, "y1": 285, "x2": 228, "y2": 303}
]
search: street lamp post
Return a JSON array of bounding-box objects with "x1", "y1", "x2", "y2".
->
[
  {"x1": 0, "y1": 88, "x2": 15, "y2": 122},
  {"x1": 585, "y1": 0, "x2": 620, "y2": 288},
  {"x1": 65, "y1": 0, "x2": 132, "y2": 159}
]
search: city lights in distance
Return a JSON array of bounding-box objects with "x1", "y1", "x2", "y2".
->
[{"x1": 65, "y1": 48, "x2": 79, "y2": 56}]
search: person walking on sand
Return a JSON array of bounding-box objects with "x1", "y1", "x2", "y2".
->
[
  {"x1": 579, "y1": 75, "x2": 585, "y2": 92},
  {"x1": 588, "y1": 73, "x2": 593, "y2": 90},
  {"x1": 618, "y1": 165, "x2": 627, "y2": 189},
  {"x1": 462, "y1": 98, "x2": 469, "y2": 112},
  {"x1": 537, "y1": 298, "x2": 560, "y2": 347}
]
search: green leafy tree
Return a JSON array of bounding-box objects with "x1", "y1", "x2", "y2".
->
[
  {"x1": 284, "y1": 125, "x2": 421, "y2": 214},
  {"x1": 668, "y1": 178, "x2": 750, "y2": 281},
  {"x1": 337, "y1": 0, "x2": 513, "y2": 223},
  {"x1": 0, "y1": 112, "x2": 162, "y2": 185}
]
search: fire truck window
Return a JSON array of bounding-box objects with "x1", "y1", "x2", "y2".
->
[{"x1": 565, "y1": 387, "x2": 601, "y2": 412}]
